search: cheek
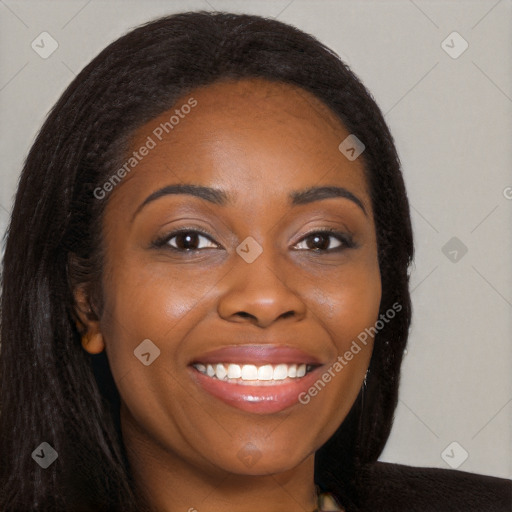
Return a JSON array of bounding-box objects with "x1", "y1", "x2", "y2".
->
[
  {"x1": 98, "y1": 259, "x2": 222, "y2": 374},
  {"x1": 296, "y1": 285, "x2": 380, "y2": 446},
  {"x1": 291, "y1": 254, "x2": 380, "y2": 421},
  {"x1": 96, "y1": 263, "x2": 222, "y2": 446},
  {"x1": 309, "y1": 253, "x2": 382, "y2": 340},
  {"x1": 105, "y1": 253, "x2": 213, "y2": 322}
]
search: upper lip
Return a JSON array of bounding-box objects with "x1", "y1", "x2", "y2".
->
[{"x1": 189, "y1": 344, "x2": 323, "y2": 366}]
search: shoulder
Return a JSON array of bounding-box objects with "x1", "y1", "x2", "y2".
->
[{"x1": 357, "y1": 461, "x2": 512, "y2": 512}]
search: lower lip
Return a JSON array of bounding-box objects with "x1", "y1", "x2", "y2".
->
[{"x1": 189, "y1": 366, "x2": 323, "y2": 414}]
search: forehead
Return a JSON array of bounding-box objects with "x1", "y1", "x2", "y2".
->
[{"x1": 111, "y1": 78, "x2": 371, "y2": 213}]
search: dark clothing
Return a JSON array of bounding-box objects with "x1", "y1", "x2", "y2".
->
[{"x1": 356, "y1": 461, "x2": 512, "y2": 511}]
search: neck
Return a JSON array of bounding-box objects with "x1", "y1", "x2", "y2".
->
[{"x1": 121, "y1": 407, "x2": 319, "y2": 512}]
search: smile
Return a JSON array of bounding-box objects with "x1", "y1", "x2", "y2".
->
[
  {"x1": 192, "y1": 362, "x2": 314, "y2": 385},
  {"x1": 188, "y1": 344, "x2": 325, "y2": 414}
]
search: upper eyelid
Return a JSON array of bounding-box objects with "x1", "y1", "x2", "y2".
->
[{"x1": 296, "y1": 226, "x2": 348, "y2": 238}]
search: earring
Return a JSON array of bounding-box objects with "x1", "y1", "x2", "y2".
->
[{"x1": 360, "y1": 369, "x2": 369, "y2": 414}]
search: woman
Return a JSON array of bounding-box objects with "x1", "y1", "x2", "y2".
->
[{"x1": 0, "y1": 11, "x2": 510, "y2": 512}]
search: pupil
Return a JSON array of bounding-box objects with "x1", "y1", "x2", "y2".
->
[
  {"x1": 309, "y1": 234, "x2": 328, "y2": 250},
  {"x1": 178, "y1": 232, "x2": 198, "y2": 249}
]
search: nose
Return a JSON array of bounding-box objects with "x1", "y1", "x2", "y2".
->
[{"x1": 217, "y1": 245, "x2": 307, "y2": 328}]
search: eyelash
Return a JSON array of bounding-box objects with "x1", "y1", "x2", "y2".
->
[{"x1": 151, "y1": 226, "x2": 356, "y2": 253}]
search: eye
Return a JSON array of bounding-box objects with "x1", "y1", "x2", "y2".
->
[
  {"x1": 153, "y1": 229, "x2": 219, "y2": 251},
  {"x1": 293, "y1": 229, "x2": 354, "y2": 252}
]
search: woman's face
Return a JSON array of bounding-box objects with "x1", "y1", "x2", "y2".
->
[{"x1": 91, "y1": 78, "x2": 381, "y2": 476}]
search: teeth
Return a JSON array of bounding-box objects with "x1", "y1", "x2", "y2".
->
[
  {"x1": 215, "y1": 363, "x2": 227, "y2": 380},
  {"x1": 194, "y1": 362, "x2": 313, "y2": 382},
  {"x1": 258, "y1": 364, "x2": 273, "y2": 380},
  {"x1": 273, "y1": 363, "x2": 288, "y2": 380},
  {"x1": 241, "y1": 364, "x2": 258, "y2": 380},
  {"x1": 227, "y1": 363, "x2": 242, "y2": 379}
]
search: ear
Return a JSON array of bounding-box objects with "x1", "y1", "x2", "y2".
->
[{"x1": 73, "y1": 283, "x2": 105, "y2": 355}]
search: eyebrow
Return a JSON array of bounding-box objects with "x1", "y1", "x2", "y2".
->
[
  {"x1": 291, "y1": 185, "x2": 367, "y2": 215},
  {"x1": 132, "y1": 183, "x2": 367, "y2": 222}
]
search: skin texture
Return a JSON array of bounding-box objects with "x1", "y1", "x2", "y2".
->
[{"x1": 75, "y1": 78, "x2": 382, "y2": 512}]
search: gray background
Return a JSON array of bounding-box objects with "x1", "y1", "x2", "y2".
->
[{"x1": 1, "y1": 0, "x2": 510, "y2": 479}]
